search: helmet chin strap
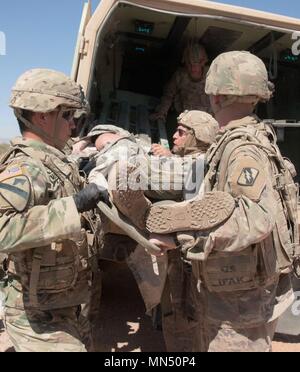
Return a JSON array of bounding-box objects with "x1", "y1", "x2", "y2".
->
[
  {"x1": 52, "y1": 108, "x2": 66, "y2": 150},
  {"x1": 15, "y1": 109, "x2": 53, "y2": 144},
  {"x1": 174, "y1": 132, "x2": 200, "y2": 156},
  {"x1": 15, "y1": 109, "x2": 65, "y2": 150}
]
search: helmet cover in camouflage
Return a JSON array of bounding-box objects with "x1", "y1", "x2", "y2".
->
[
  {"x1": 74, "y1": 100, "x2": 91, "y2": 119},
  {"x1": 183, "y1": 41, "x2": 208, "y2": 66},
  {"x1": 205, "y1": 51, "x2": 273, "y2": 103},
  {"x1": 85, "y1": 124, "x2": 131, "y2": 140},
  {"x1": 177, "y1": 110, "x2": 219, "y2": 146},
  {"x1": 10, "y1": 69, "x2": 84, "y2": 113}
]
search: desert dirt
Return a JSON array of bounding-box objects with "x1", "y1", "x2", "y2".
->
[{"x1": 1, "y1": 263, "x2": 299, "y2": 352}]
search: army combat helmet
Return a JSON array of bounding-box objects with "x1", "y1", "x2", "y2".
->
[
  {"x1": 85, "y1": 124, "x2": 132, "y2": 141},
  {"x1": 176, "y1": 110, "x2": 219, "y2": 155},
  {"x1": 205, "y1": 51, "x2": 274, "y2": 108},
  {"x1": 74, "y1": 99, "x2": 91, "y2": 137},
  {"x1": 74, "y1": 100, "x2": 91, "y2": 120},
  {"x1": 10, "y1": 68, "x2": 85, "y2": 148}
]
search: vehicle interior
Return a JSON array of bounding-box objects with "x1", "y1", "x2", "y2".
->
[
  {"x1": 80, "y1": 2, "x2": 300, "y2": 337},
  {"x1": 86, "y1": 2, "x2": 300, "y2": 180}
]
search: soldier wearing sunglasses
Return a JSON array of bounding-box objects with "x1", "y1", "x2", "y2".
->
[{"x1": 0, "y1": 69, "x2": 110, "y2": 352}]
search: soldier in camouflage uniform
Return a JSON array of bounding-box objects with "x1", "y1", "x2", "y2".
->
[
  {"x1": 0, "y1": 69, "x2": 109, "y2": 352},
  {"x1": 98, "y1": 113, "x2": 221, "y2": 352},
  {"x1": 76, "y1": 115, "x2": 219, "y2": 352},
  {"x1": 68, "y1": 124, "x2": 168, "y2": 324},
  {"x1": 151, "y1": 41, "x2": 211, "y2": 123},
  {"x1": 147, "y1": 51, "x2": 298, "y2": 352},
  {"x1": 151, "y1": 110, "x2": 218, "y2": 158},
  {"x1": 155, "y1": 111, "x2": 219, "y2": 352},
  {"x1": 101, "y1": 115, "x2": 225, "y2": 233}
]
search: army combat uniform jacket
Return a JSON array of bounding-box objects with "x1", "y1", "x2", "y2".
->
[
  {"x1": 158, "y1": 68, "x2": 211, "y2": 117},
  {"x1": 181, "y1": 116, "x2": 296, "y2": 328},
  {"x1": 0, "y1": 138, "x2": 97, "y2": 311}
]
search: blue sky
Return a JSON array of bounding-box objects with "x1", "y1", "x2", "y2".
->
[
  {"x1": 1, "y1": 0, "x2": 300, "y2": 139},
  {"x1": 0, "y1": 0, "x2": 97, "y2": 140}
]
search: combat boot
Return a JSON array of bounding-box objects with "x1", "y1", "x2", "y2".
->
[
  {"x1": 110, "y1": 163, "x2": 151, "y2": 231},
  {"x1": 146, "y1": 192, "x2": 235, "y2": 234}
]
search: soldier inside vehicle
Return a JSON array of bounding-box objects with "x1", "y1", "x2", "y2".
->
[{"x1": 81, "y1": 4, "x2": 300, "y2": 183}]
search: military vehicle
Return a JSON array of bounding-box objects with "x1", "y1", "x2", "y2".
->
[{"x1": 72, "y1": 0, "x2": 300, "y2": 339}]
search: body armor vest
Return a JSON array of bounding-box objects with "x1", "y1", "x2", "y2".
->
[
  {"x1": 200, "y1": 120, "x2": 299, "y2": 292},
  {"x1": 0, "y1": 142, "x2": 97, "y2": 310}
]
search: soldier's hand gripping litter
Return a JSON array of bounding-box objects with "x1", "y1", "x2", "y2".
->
[{"x1": 74, "y1": 183, "x2": 111, "y2": 212}]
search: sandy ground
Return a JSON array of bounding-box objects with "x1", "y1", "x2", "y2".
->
[
  {"x1": 273, "y1": 341, "x2": 300, "y2": 352},
  {"x1": 1, "y1": 263, "x2": 299, "y2": 352},
  {"x1": 0, "y1": 323, "x2": 13, "y2": 353}
]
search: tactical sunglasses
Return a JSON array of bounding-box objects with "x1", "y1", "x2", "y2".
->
[
  {"x1": 175, "y1": 127, "x2": 189, "y2": 137},
  {"x1": 62, "y1": 110, "x2": 75, "y2": 121}
]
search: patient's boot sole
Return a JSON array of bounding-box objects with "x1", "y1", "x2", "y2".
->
[
  {"x1": 112, "y1": 165, "x2": 150, "y2": 230},
  {"x1": 112, "y1": 188, "x2": 150, "y2": 229},
  {"x1": 146, "y1": 192, "x2": 235, "y2": 234}
]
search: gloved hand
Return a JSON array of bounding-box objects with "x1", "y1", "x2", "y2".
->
[{"x1": 73, "y1": 183, "x2": 111, "y2": 213}]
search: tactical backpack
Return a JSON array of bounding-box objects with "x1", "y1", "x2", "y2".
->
[{"x1": 204, "y1": 121, "x2": 300, "y2": 285}]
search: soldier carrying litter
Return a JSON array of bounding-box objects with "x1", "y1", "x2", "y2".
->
[
  {"x1": 147, "y1": 51, "x2": 299, "y2": 352},
  {"x1": 0, "y1": 69, "x2": 110, "y2": 352}
]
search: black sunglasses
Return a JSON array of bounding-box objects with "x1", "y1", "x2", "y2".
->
[
  {"x1": 176, "y1": 128, "x2": 189, "y2": 137},
  {"x1": 62, "y1": 110, "x2": 75, "y2": 121}
]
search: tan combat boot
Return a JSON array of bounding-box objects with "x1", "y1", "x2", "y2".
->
[
  {"x1": 146, "y1": 192, "x2": 235, "y2": 234},
  {"x1": 109, "y1": 162, "x2": 151, "y2": 231}
]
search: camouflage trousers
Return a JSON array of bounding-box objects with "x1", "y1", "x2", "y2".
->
[
  {"x1": 4, "y1": 305, "x2": 91, "y2": 352},
  {"x1": 194, "y1": 316, "x2": 278, "y2": 352},
  {"x1": 82, "y1": 270, "x2": 102, "y2": 352},
  {"x1": 191, "y1": 284, "x2": 278, "y2": 352},
  {"x1": 161, "y1": 250, "x2": 198, "y2": 352},
  {"x1": 2, "y1": 269, "x2": 103, "y2": 352},
  {"x1": 161, "y1": 253, "x2": 278, "y2": 352}
]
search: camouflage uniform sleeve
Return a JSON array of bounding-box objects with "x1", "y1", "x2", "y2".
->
[
  {"x1": 144, "y1": 155, "x2": 184, "y2": 200},
  {"x1": 88, "y1": 152, "x2": 110, "y2": 188},
  {"x1": 184, "y1": 144, "x2": 277, "y2": 258},
  {"x1": 89, "y1": 143, "x2": 135, "y2": 189},
  {"x1": 0, "y1": 159, "x2": 82, "y2": 254},
  {"x1": 157, "y1": 71, "x2": 179, "y2": 117}
]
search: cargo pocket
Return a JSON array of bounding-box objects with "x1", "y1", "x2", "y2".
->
[
  {"x1": 202, "y1": 247, "x2": 258, "y2": 293},
  {"x1": 254, "y1": 234, "x2": 284, "y2": 290},
  {"x1": 35, "y1": 241, "x2": 79, "y2": 294}
]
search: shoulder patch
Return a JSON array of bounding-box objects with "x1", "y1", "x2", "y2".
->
[
  {"x1": 228, "y1": 157, "x2": 266, "y2": 202},
  {"x1": 0, "y1": 175, "x2": 31, "y2": 212},
  {"x1": 237, "y1": 168, "x2": 259, "y2": 187},
  {"x1": 0, "y1": 165, "x2": 24, "y2": 182}
]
